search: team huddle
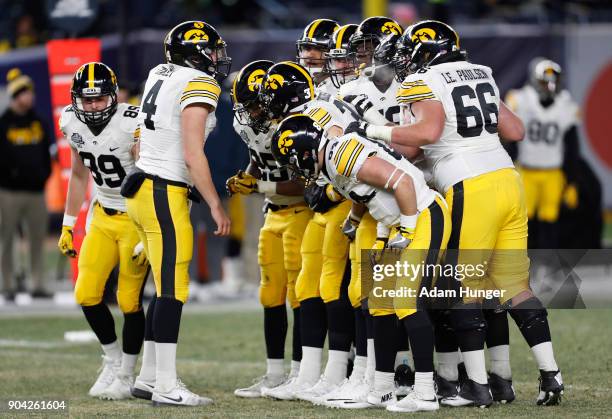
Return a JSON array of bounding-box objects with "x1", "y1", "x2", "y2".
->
[{"x1": 56, "y1": 17, "x2": 565, "y2": 411}]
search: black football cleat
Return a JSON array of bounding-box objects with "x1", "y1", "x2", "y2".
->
[
  {"x1": 537, "y1": 370, "x2": 563, "y2": 406},
  {"x1": 441, "y1": 379, "x2": 493, "y2": 408},
  {"x1": 488, "y1": 372, "x2": 515, "y2": 403},
  {"x1": 458, "y1": 362, "x2": 469, "y2": 388},
  {"x1": 395, "y1": 364, "x2": 415, "y2": 388},
  {"x1": 434, "y1": 372, "x2": 458, "y2": 399}
]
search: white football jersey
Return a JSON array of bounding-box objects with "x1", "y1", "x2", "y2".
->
[
  {"x1": 136, "y1": 63, "x2": 220, "y2": 185},
  {"x1": 508, "y1": 85, "x2": 579, "y2": 169},
  {"x1": 339, "y1": 74, "x2": 402, "y2": 124},
  {"x1": 398, "y1": 60, "x2": 514, "y2": 193},
  {"x1": 316, "y1": 77, "x2": 338, "y2": 97},
  {"x1": 232, "y1": 117, "x2": 302, "y2": 206},
  {"x1": 321, "y1": 132, "x2": 435, "y2": 228},
  {"x1": 60, "y1": 103, "x2": 139, "y2": 212}
]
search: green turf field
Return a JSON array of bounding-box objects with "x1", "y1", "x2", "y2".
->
[{"x1": 0, "y1": 308, "x2": 611, "y2": 418}]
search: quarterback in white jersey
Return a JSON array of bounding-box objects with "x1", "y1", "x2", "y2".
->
[
  {"x1": 271, "y1": 114, "x2": 450, "y2": 412},
  {"x1": 125, "y1": 21, "x2": 231, "y2": 407},
  {"x1": 506, "y1": 59, "x2": 580, "y2": 247},
  {"x1": 359, "y1": 20, "x2": 564, "y2": 408},
  {"x1": 57, "y1": 62, "x2": 149, "y2": 401}
]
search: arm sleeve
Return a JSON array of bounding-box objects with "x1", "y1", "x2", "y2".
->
[
  {"x1": 179, "y1": 75, "x2": 221, "y2": 111},
  {"x1": 562, "y1": 125, "x2": 580, "y2": 183},
  {"x1": 333, "y1": 137, "x2": 372, "y2": 179},
  {"x1": 396, "y1": 77, "x2": 439, "y2": 105}
]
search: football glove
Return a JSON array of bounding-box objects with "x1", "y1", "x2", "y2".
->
[
  {"x1": 58, "y1": 226, "x2": 77, "y2": 258},
  {"x1": 343, "y1": 94, "x2": 374, "y2": 117},
  {"x1": 226, "y1": 170, "x2": 258, "y2": 196},
  {"x1": 132, "y1": 241, "x2": 148, "y2": 266},
  {"x1": 388, "y1": 226, "x2": 415, "y2": 250},
  {"x1": 341, "y1": 212, "x2": 361, "y2": 242},
  {"x1": 369, "y1": 237, "x2": 388, "y2": 266},
  {"x1": 563, "y1": 183, "x2": 578, "y2": 209},
  {"x1": 345, "y1": 120, "x2": 370, "y2": 138}
]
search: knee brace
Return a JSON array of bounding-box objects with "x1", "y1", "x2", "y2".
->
[
  {"x1": 509, "y1": 297, "x2": 548, "y2": 332},
  {"x1": 450, "y1": 303, "x2": 487, "y2": 334}
]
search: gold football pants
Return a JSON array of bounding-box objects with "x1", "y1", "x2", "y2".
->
[
  {"x1": 126, "y1": 178, "x2": 192, "y2": 303},
  {"x1": 258, "y1": 203, "x2": 312, "y2": 308},
  {"x1": 295, "y1": 200, "x2": 351, "y2": 303},
  {"x1": 517, "y1": 167, "x2": 565, "y2": 222},
  {"x1": 74, "y1": 203, "x2": 149, "y2": 313},
  {"x1": 348, "y1": 212, "x2": 377, "y2": 308}
]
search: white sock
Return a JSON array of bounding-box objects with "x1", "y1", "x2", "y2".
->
[
  {"x1": 290, "y1": 360, "x2": 300, "y2": 377},
  {"x1": 101, "y1": 341, "x2": 121, "y2": 362},
  {"x1": 120, "y1": 353, "x2": 138, "y2": 376},
  {"x1": 138, "y1": 340, "x2": 156, "y2": 382},
  {"x1": 323, "y1": 350, "x2": 349, "y2": 384},
  {"x1": 366, "y1": 339, "x2": 376, "y2": 382},
  {"x1": 298, "y1": 346, "x2": 322, "y2": 384},
  {"x1": 394, "y1": 350, "x2": 411, "y2": 370},
  {"x1": 436, "y1": 351, "x2": 459, "y2": 381},
  {"x1": 266, "y1": 358, "x2": 284, "y2": 377},
  {"x1": 488, "y1": 345, "x2": 512, "y2": 379},
  {"x1": 353, "y1": 355, "x2": 367, "y2": 374},
  {"x1": 155, "y1": 342, "x2": 177, "y2": 392},
  {"x1": 531, "y1": 342, "x2": 558, "y2": 372},
  {"x1": 374, "y1": 370, "x2": 395, "y2": 391},
  {"x1": 414, "y1": 371, "x2": 435, "y2": 398},
  {"x1": 461, "y1": 349, "x2": 487, "y2": 384}
]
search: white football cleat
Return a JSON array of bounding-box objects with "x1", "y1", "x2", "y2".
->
[
  {"x1": 132, "y1": 377, "x2": 155, "y2": 400},
  {"x1": 234, "y1": 375, "x2": 286, "y2": 398},
  {"x1": 367, "y1": 386, "x2": 397, "y2": 408},
  {"x1": 263, "y1": 377, "x2": 316, "y2": 401},
  {"x1": 151, "y1": 378, "x2": 213, "y2": 406},
  {"x1": 294, "y1": 376, "x2": 339, "y2": 404},
  {"x1": 88, "y1": 355, "x2": 120, "y2": 397},
  {"x1": 100, "y1": 373, "x2": 134, "y2": 400},
  {"x1": 261, "y1": 373, "x2": 296, "y2": 398},
  {"x1": 386, "y1": 390, "x2": 439, "y2": 413},
  {"x1": 326, "y1": 377, "x2": 372, "y2": 409}
]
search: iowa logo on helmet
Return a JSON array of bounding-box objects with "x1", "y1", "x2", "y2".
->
[
  {"x1": 247, "y1": 69, "x2": 267, "y2": 92},
  {"x1": 381, "y1": 22, "x2": 402, "y2": 35},
  {"x1": 265, "y1": 74, "x2": 285, "y2": 90},
  {"x1": 277, "y1": 130, "x2": 294, "y2": 155},
  {"x1": 184, "y1": 22, "x2": 209, "y2": 42},
  {"x1": 412, "y1": 28, "x2": 437, "y2": 42}
]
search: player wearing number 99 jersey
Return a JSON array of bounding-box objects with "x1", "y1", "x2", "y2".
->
[
  {"x1": 361, "y1": 20, "x2": 563, "y2": 407},
  {"x1": 228, "y1": 60, "x2": 312, "y2": 398},
  {"x1": 57, "y1": 62, "x2": 149, "y2": 400}
]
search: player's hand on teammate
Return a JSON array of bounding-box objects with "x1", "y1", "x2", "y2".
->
[
  {"x1": 341, "y1": 212, "x2": 361, "y2": 241},
  {"x1": 211, "y1": 203, "x2": 231, "y2": 236},
  {"x1": 58, "y1": 225, "x2": 77, "y2": 258},
  {"x1": 345, "y1": 120, "x2": 370, "y2": 138},
  {"x1": 131, "y1": 241, "x2": 148, "y2": 266},
  {"x1": 388, "y1": 226, "x2": 414, "y2": 250},
  {"x1": 226, "y1": 170, "x2": 258, "y2": 196}
]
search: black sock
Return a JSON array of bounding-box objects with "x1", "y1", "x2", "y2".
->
[
  {"x1": 354, "y1": 307, "x2": 367, "y2": 357},
  {"x1": 153, "y1": 297, "x2": 183, "y2": 343},
  {"x1": 484, "y1": 309, "x2": 509, "y2": 348},
  {"x1": 264, "y1": 304, "x2": 287, "y2": 359},
  {"x1": 451, "y1": 304, "x2": 486, "y2": 352},
  {"x1": 366, "y1": 310, "x2": 374, "y2": 340},
  {"x1": 373, "y1": 314, "x2": 398, "y2": 373},
  {"x1": 326, "y1": 299, "x2": 354, "y2": 352},
  {"x1": 509, "y1": 297, "x2": 551, "y2": 347},
  {"x1": 300, "y1": 297, "x2": 327, "y2": 348},
  {"x1": 395, "y1": 317, "x2": 409, "y2": 352},
  {"x1": 292, "y1": 307, "x2": 302, "y2": 362},
  {"x1": 431, "y1": 309, "x2": 458, "y2": 353},
  {"x1": 144, "y1": 295, "x2": 156, "y2": 341},
  {"x1": 123, "y1": 310, "x2": 145, "y2": 354},
  {"x1": 402, "y1": 312, "x2": 434, "y2": 373},
  {"x1": 82, "y1": 303, "x2": 116, "y2": 345}
]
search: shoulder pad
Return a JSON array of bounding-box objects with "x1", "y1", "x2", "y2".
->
[
  {"x1": 59, "y1": 105, "x2": 74, "y2": 133},
  {"x1": 117, "y1": 103, "x2": 141, "y2": 135}
]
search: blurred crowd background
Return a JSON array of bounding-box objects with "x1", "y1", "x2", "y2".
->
[{"x1": 0, "y1": 0, "x2": 610, "y2": 301}]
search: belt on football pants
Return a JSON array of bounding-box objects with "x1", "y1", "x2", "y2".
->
[
  {"x1": 96, "y1": 202, "x2": 125, "y2": 216},
  {"x1": 266, "y1": 202, "x2": 305, "y2": 212}
]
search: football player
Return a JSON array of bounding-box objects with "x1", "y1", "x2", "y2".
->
[
  {"x1": 228, "y1": 60, "x2": 312, "y2": 398},
  {"x1": 506, "y1": 59, "x2": 580, "y2": 249},
  {"x1": 356, "y1": 20, "x2": 563, "y2": 407},
  {"x1": 271, "y1": 114, "x2": 450, "y2": 413},
  {"x1": 57, "y1": 62, "x2": 149, "y2": 400},
  {"x1": 296, "y1": 19, "x2": 341, "y2": 95},
  {"x1": 258, "y1": 61, "x2": 356, "y2": 402},
  {"x1": 124, "y1": 21, "x2": 231, "y2": 406}
]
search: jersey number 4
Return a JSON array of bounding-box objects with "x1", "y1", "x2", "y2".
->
[
  {"x1": 143, "y1": 79, "x2": 164, "y2": 130},
  {"x1": 451, "y1": 82, "x2": 498, "y2": 138},
  {"x1": 79, "y1": 152, "x2": 126, "y2": 188}
]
